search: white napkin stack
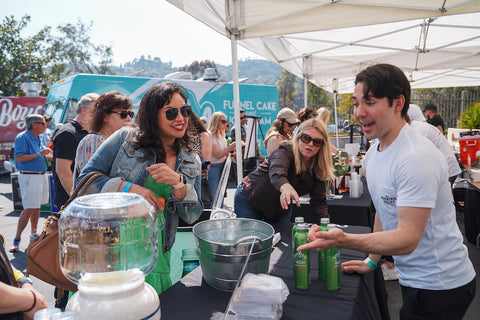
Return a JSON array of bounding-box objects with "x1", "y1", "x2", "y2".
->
[{"x1": 232, "y1": 273, "x2": 289, "y2": 320}]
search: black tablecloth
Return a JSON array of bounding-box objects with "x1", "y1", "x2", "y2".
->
[
  {"x1": 159, "y1": 222, "x2": 389, "y2": 319},
  {"x1": 292, "y1": 180, "x2": 375, "y2": 228}
]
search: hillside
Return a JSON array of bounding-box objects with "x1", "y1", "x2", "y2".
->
[{"x1": 112, "y1": 56, "x2": 283, "y2": 85}]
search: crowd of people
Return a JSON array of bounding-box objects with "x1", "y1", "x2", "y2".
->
[{"x1": 2, "y1": 63, "x2": 477, "y2": 319}]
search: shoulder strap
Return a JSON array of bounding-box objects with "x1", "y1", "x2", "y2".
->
[{"x1": 57, "y1": 172, "x2": 106, "y2": 215}]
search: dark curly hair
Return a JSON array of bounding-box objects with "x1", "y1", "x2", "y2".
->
[{"x1": 134, "y1": 82, "x2": 191, "y2": 162}]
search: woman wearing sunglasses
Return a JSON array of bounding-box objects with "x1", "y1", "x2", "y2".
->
[
  {"x1": 207, "y1": 111, "x2": 239, "y2": 204},
  {"x1": 264, "y1": 107, "x2": 299, "y2": 156},
  {"x1": 76, "y1": 82, "x2": 203, "y2": 294},
  {"x1": 234, "y1": 118, "x2": 334, "y2": 223},
  {"x1": 73, "y1": 90, "x2": 133, "y2": 181}
]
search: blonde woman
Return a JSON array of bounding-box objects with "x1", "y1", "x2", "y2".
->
[
  {"x1": 317, "y1": 107, "x2": 338, "y2": 154},
  {"x1": 207, "y1": 111, "x2": 238, "y2": 201},
  {"x1": 234, "y1": 118, "x2": 334, "y2": 223},
  {"x1": 263, "y1": 108, "x2": 299, "y2": 156}
]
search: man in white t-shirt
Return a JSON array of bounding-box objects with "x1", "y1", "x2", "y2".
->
[
  {"x1": 299, "y1": 63, "x2": 476, "y2": 319},
  {"x1": 409, "y1": 119, "x2": 462, "y2": 185}
]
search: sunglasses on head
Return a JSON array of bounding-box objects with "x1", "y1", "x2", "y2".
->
[
  {"x1": 161, "y1": 105, "x2": 191, "y2": 121},
  {"x1": 299, "y1": 133, "x2": 324, "y2": 147},
  {"x1": 109, "y1": 110, "x2": 134, "y2": 119}
]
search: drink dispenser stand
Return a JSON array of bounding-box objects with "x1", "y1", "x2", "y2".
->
[{"x1": 58, "y1": 193, "x2": 161, "y2": 320}]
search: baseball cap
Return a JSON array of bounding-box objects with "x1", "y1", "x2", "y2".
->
[
  {"x1": 277, "y1": 108, "x2": 299, "y2": 124},
  {"x1": 423, "y1": 103, "x2": 437, "y2": 112}
]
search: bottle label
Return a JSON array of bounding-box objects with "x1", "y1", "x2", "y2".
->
[{"x1": 294, "y1": 252, "x2": 308, "y2": 269}]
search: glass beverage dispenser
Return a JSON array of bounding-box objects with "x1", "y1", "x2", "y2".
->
[{"x1": 58, "y1": 193, "x2": 160, "y2": 320}]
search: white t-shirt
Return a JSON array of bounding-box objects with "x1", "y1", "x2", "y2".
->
[
  {"x1": 209, "y1": 133, "x2": 227, "y2": 164},
  {"x1": 407, "y1": 104, "x2": 426, "y2": 122},
  {"x1": 366, "y1": 124, "x2": 475, "y2": 290},
  {"x1": 411, "y1": 121, "x2": 462, "y2": 178}
]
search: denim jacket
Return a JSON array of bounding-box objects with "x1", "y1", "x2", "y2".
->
[{"x1": 76, "y1": 127, "x2": 203, "y2": 251}]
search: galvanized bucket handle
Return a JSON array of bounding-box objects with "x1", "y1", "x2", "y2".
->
[{"x1": 233, "y1": 235, "x2": 262, "y2": 247}]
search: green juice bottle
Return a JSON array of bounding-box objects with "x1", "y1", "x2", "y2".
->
[
  {"x1": 292, "y1": 216, "x2": 305, "y2": 258},
  {"x1": 325, "y1": 224, "x2": 341, "y2": 291},
  {"x1": 293, "y1": 223, "x2": 310, "y2": 290},
  {"x1": 318, "y1": 217, "x2": 330, "y2": 281}
]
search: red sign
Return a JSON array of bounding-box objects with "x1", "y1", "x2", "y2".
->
[{"x1": 0, "y1": 97, "x2": 46, "y2": 170}]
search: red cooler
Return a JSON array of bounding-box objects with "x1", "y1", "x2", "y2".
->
[{"x1": 459, "y1": 131, "x2": 480, "y2": 165}]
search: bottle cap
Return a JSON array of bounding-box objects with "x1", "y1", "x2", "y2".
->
[
  {"x1": 294, "y1": 217, "x2": 305, "y2": 223},
  {"x1": 297, "y1": 223, "x2": 308, "y2": 230},
  {"x1": 320, "y1": 218, "x2": 330, "y2": 225}
]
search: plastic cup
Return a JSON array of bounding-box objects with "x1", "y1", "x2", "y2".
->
[{"x1": 34, "y1": 308, "x2": 62, "y2": 319}]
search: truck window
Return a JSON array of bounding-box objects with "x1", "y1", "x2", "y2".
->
[
  {"x1": 65, "y1": 98, "x2": 78, "y2": 122},
  {"x1": 44, "y1": 99, "x2": 65, "y2": 129}
]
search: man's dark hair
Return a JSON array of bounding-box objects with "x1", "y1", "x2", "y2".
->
[
  {"x1": 355, "y1": 64, "x2": 410, "y2": 118},
  {"x1": 424, "y1": 103, "x2": 437, "y2": 113}
]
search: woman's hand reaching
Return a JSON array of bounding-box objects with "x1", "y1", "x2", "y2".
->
[{"x1": 279, "y1": 183, "x2": 300, "y2": 210}]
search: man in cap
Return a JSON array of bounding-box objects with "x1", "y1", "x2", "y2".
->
[
  {"x1": 10, "y1": 114, "x2": 52, "y2": 252},
  {"x1": 424, "y1": 103, "x2": 445, "y2": 134}
]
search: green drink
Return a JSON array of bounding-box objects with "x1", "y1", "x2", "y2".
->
[
  {"x1": 292, "y1": 216, "x2": 304, "y2": 259},
  {"x1": 293, "y1": 223, "x2": 310, "y2": 290},
  {"x1": 325, "y1": 224, "x2": 341, "y2": 291},
  {"x1": 318, "y1": 217, "x2": 330, "y2": 280}
]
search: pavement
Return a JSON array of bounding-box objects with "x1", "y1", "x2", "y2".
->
[{"x1": 1, "y1": 173, "x2": 479, "y2": 319}]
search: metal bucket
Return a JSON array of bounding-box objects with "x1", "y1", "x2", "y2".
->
[{"x1": 192, "y1": 219, "x2": 274, "y2": 291}]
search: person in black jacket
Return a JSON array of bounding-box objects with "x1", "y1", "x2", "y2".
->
[{"x1": 234, "y1": 118, "x2": 334, "y2": 223}]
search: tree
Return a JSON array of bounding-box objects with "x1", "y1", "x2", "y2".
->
[
  {"x1": 277, "y1": 70, "x2": 297, "y2": 109},
  {"x1": 307, "y1": 82, "x2": 331, "y2": 108},
  {"x1": 47, "y1": 19, "x2": 113, "y2": 77},
  {"x1": 0, "y1": 15, "x2": 51, "y2": 96},
  {"x1": 0, "y1": 15, "x2": 113, "y2": 96}
]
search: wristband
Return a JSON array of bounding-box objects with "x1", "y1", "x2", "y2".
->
[
  {"x1": 172, "y1": 174, "x2": 185, "y2": 189},
  {"x1": 364, "y1": 257, "x2": 378, "y2": 270},
  {"x1": 24, "y1": 290, "x2": 37, "y2": 313},
  {"x1": 18, "y1": 277, "x2": 33, "y2": 285},
  {"x1": 122, "y1": 182, "x2": 133, "y2": 193},
  {"x1": 14, "y1": 270, "x2": 25, "y2": 281},
  {"x1": 36, "y1": 152, "x2": 41, "y2": 158}
]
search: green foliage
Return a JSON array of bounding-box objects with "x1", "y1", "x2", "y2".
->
[
  {"x1": 337, "y1": 93, "x2": 354, "y2": 121},
  {"x1": 307, "y1": 82, "x2": 331, "y2": 107},
  {"x1": 0, "y1": 15, "x2": 113, "y2": 96},
  {"x1": 459, "y1": 102, "x2": 480, "y2": 129},
  {"x1": 0, "y1": 15, "x2": 51, "y2": 96},
  {"x1": 277, "y1": 70, "x2": 297, "y2": 108}
]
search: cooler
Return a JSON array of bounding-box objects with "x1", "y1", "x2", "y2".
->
[{"x1": 459, "y1": 131, "x2": 480, "y2": 165}]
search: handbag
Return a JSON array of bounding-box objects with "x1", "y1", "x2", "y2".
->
[{"x1": 26, "y1": 171, "x2": 106, "y2": 292}]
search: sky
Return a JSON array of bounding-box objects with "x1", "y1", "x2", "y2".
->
[{"x1": 3, "y1": 0, "x2": 262, "y2": 67}]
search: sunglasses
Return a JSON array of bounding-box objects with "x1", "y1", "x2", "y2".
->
[
  {"x1": 161, "y1": 105, "x2": 191, "y2": 121},
  {"x1": 299, "y1": 133, "x2": 324, "y2": 147},
  {"x1": 240, "y1": 116, "x2": 246, "y2": 120},
  {"x1": 109, "y1": 110, "x2": 134, "y2": 119},
  {"x1": 219, "y1": 119, "x2": 228, "y2": 124},
  {"x1": 35, "y1": 122, "x2": 46, "y2": 126},
  {"x1": 286, "y1": 122, "x2": 297, "y2": 128}
]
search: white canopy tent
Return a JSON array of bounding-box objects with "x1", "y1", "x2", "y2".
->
[{"x1": 167, "y1": 0, "x2": 480, "y2": 182}]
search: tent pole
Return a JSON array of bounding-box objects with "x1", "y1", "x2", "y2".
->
[
  {"x1": 332, "y1": 78, "x2": 339, "y2": 148},
  {"x1": 231, "y1": 33, "x2": 243, "y2": 185},
  {"x1": 304, "y1": 77, "x2": 308, "y2": 108}
]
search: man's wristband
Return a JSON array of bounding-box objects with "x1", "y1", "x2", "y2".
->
[
  {"x1": 14, "y1": 270, "x2": 25, "y2": 281},
  {"x1": 36, "y1": 152, "x2": 41, "y2": 158},
  {"x1": 364, "y1": 257, "x2": 378, "y2": 270},
  {"x1": 122, "y1": 182, "x2": 133, "y2": 193},
  {"x1": 23, "y1": 290, "x2": 37, "y2": 313}
]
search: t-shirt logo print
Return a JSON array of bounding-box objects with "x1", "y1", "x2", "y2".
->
[{"x1": 381, "y1": 195, "x2": 396, "y2": 205}]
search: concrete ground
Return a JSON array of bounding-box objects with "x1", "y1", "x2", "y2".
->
[{"x1": 1, "y1": 173, "x2": 479, "y2": 318}]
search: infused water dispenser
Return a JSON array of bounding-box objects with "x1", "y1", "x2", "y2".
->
[{"x1": 59, "y1": 192, "x2": 160, "y2": 319}]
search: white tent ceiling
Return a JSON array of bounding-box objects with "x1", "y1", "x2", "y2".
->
[{"x1": 168, "y1": 0, "x2": 480, "y2": 92}]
